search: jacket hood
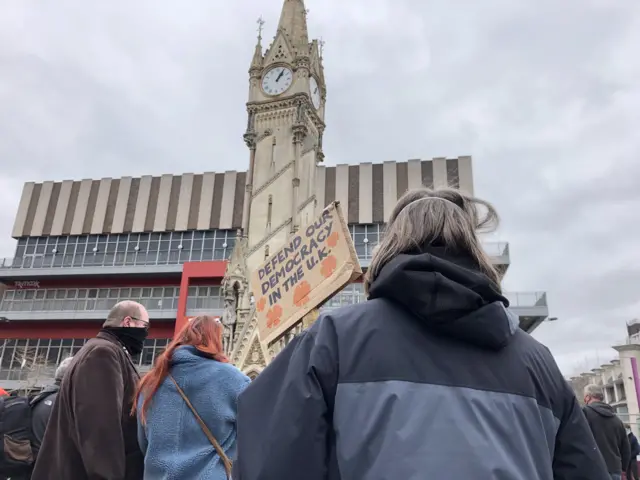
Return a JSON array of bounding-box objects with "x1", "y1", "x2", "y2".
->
[
  {"x1": 368, "y1": 247, "x2": 517, "y2": 350},
  {"x1": 30, "y1": 384, "x2": 60, "y2": 406},
  {"x1": 587, "y1": 402, "x2": 617, "y2": 417}
]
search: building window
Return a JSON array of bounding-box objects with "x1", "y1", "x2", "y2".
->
[
  {"x1": 348, "y1": 224, "x2": 385, "y2": 260},
  {"x1": 185, "y1": 286, "x2": 224, "y2": 316},
  {"x1": 0, "y1": 338, "x2": 86, "y2": 382},
  {"x1": 10, "y1": 230, "x2": 237, "y2": 269},
  {"x1": 0, "y1": 286, "x2": 183, "y2": 313},
  {"x1": 0, "y1": 338, "x2": 172, "y2": 383},
  {"x1": 133, "y1": 338, "x2": 171, "y2": 368},
  {"x1": 323, "y1": 283, "x2": 365, "y2": 310}
]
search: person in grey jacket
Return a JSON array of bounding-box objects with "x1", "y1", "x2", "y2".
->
[
  {"x1": 6, "y1": 357, "x2": 74, "y2": 480},
  {"x1": 233, "y1": 187, "x2": 610, "y2": 480},
  {"x1": 30, "y1": 356, "x2": 74, "y2": 453}
]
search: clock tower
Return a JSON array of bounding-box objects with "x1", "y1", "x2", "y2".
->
[{"x1": 241, "y1": 0, "x2": 326, "y2": 275}]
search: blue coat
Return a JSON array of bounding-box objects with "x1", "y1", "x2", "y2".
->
[{"x1": 137, "y1": 346, "x2": 250, "y2": 480}]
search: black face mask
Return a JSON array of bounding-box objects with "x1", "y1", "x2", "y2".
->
[{"x1": 103, "y1": 327, "x2": 148, "y2": 356}]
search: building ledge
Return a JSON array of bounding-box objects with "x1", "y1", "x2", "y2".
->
[
  {"x1": 0, "y1": 263, "x2": 184, "y2": 281},
  {"x1": 0, "y1": 241, "x2": 510, "y2": 280},
  {"x1": 0, "y1": 308, "x2": 223, "y2": 322}
]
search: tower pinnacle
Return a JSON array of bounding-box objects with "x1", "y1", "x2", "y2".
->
[
  {"x1": 250, "y1": 17, "x2": 265, "y2": 73},
  {"x1": 277, "y1": 0, "x2": 309, "y2": 53}
]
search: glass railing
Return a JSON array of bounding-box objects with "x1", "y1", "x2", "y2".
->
[
  {"x1": 504, "y1": 291, "x2": 547, "y2": 307},
  {"x1": 0, "y1": 251, "x2": 229, "y2": 269},
  {"x1": 323, "y1": 290, "x2": 547, "y2": 310},
  {"x1": 352, "y1": 241, "x2": 508, "y2": 262},
  {"x1": 482, "y1": 242, "x2": 509, "y2": 257},
  {"x1": 0, "y1": 241, "x2": 510, "y2": 271}
]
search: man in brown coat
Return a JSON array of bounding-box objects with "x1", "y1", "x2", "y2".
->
[{"x1": 31, "y1": 301, "x2": 150, "y2": 480}]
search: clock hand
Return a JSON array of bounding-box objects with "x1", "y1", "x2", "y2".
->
[{"x1": 276, "y1": 70, "x2": 285, "y2": 82}]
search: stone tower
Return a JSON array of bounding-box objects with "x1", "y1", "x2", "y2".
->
[
  {"x1": 229, "y1": 0, "x2": 327, "y2": 374},
  {"x1": 242, "y1": 0, "x2": 326, "y2": 273}
]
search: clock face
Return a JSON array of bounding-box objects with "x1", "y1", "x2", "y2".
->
[
  {"x1": 261, "y1": 67, "x2": 293, "y2": 96},
  {"x1": 309, "y1": 77, "x2": 321, "y2": 109}
]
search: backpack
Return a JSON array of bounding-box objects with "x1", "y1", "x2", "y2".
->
[{"x1": 0, "y1": 395, "x2": 35, "y2": 477}]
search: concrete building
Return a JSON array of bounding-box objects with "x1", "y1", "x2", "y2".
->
[
  {"x1": 0, "y1": 0, "x2": 550, "y2": 390},
  {"x1": 569, "y1": 320, "x2": 640, "y2": 432}
]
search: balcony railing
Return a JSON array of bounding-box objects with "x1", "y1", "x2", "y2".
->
[
  {"x1": 0, "y1": 253, "x2": 198, "y2": 270},
  {"x1": 0, "y1": 241, "x2": 510, "y2": 272},
  {"x1": 482, "y1": 242, "x2": 509, "y2": 257},
  {"x1": 323, "y1": 289, "x2": 547, "y2": 310},
  {"x1": 504, "y1": 291, "x2": 547, "y2": 307},
  {"x1": 350, "y1": 241, "x2": 509, "y2": 262}
]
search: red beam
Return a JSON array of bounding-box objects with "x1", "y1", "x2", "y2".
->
[{"x1": 175, "y1": 261, "x2": 227, "y2": 335}]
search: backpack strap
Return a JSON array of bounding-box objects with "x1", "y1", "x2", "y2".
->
[{"x1": 168, "y1": 375, "x2": 232, "y2": 479}]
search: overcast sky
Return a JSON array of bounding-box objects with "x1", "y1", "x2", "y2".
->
[{"x1": 1, "y1": 0, "x2": 639, "y2": 374}]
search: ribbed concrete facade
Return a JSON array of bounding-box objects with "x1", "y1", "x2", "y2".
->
[{"x1": 11, "y1": 157, "x2": 473, "y2": 239}]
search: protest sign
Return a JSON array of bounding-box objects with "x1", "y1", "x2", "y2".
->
[{"x1": 251, "y1": 202, "x2": 362, "y2": 345}]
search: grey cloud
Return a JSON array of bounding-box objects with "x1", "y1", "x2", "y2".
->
[{"x1": 0, "y1": 0, "x2": 639, "y2": 374}]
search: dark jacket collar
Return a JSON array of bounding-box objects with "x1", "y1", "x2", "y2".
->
[
  {"x1": 368, "y1": 247, "x2": 517, "y2": 350},
  {"x1": 586, "y1": 401, "x2": 616, "y2": 417},
  {"x1": 30, "y1": 384, "x2": 60, "y2": 406},
  {"x1": 98, "y1": 329, "x2": 129, "y2": 353},
  {"x1": 96, "y1": 330, "x2": 140, "y2": 378}
]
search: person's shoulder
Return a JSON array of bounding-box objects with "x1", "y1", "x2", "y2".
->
[
  {"x1": 613, "y1": 414, "x2": 627, "y2": 428},
  {"x1": 215, "y1": 361, "x2": 250, "y2": 380},
  {"x1": 86, "y1": 337, "x2": 122, "y2": 355},
  {"x1": 510, "y1": 328, "x2": 557, "y2": 362},
  {"x1": 316, "y1": 297, "x2": 395, "y2": 330},
  {"x1": 512, "y1": 330, "x2": 569, "y2": 384},
  {"x1": 507, "y1": 330, "x2": 575, "y2": 407},
  {"x1": 75, "y1": 338, "x2": 123, "y2": 368},
  {"x1": 204, "y1": 361, "x2": 250, "y2": 391}
]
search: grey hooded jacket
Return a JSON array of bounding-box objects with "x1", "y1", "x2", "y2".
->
[{"x1": 233, "y1": 247, "x2": 610, "y2": 480}]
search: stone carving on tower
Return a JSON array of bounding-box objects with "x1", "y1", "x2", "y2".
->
[
  {"x1": 233, "y1": 0, "x2": 327, "y2": 374},
  {"x1": 221, "y1": 232, "x2": 252, "y2": 358}
]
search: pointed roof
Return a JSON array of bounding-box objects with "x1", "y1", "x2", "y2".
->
[
  {"x1": 250, "y1": 17, "x2": 265, "y2": 72},
  {"x1": 223, "y1": 235, "x2": 249, "y2": 284},
  {"x1": 250, "y1": 41, "x2": 263, "y2": 72},
  {"x1": 277, "y1": 0, "x2": 309, "y2": 53}
]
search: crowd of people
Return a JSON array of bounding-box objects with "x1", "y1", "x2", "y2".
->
[{"x1": 0, "y1": 187, "x2": 635, "y2": 479}]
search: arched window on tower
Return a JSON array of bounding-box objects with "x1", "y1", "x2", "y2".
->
[
  {"x1": 266, "y1": 195, "x2": 273, "y2": 233},
  {"x1": 270, "y1": 137, "x2": 276, "y2": 172}
]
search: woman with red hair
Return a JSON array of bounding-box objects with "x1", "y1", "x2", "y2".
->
[{"x1": 133, "y1": 315, "x2": 249, "y2": 480}]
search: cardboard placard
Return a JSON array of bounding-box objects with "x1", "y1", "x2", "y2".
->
[{"x1": 251, "y1": 202, "x2": 362, "y2": 345}]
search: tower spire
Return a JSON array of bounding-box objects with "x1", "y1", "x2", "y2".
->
[
  {"x1": 277, "y1": 0, "x2": 309, "y2": 53},
  {"x1": 250, "y1": 17, "x2": 265, "y2": 73}
]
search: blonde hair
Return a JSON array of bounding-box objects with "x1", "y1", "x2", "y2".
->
[{"x1": 364, "y1": 187, "x2": 501, "y2": 294}]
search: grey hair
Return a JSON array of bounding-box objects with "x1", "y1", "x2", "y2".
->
[
  {"x1": 364, "y1": 187, "x2": 501, "y2": 294},
  {"x1": 103, "y1": 300, "x2": 144, "y2": 328},
  {"x1": 584, "y1": 384, "x2": 605, "y2": 400},
  {"x1": 55, "y1": 356, "x2": 74, "y2": 382}
]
